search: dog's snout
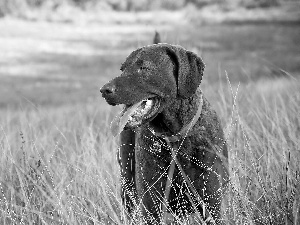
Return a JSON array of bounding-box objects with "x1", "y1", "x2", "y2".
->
[{"x1": 100, "y1": 83, "x2": 116, "y2": 97}]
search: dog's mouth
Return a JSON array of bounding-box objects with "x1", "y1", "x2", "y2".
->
[{"x1": 111, "y1": 97, "x2": 160, "y2": 136}]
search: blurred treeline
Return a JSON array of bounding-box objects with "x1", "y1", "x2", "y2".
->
[{"x1": 0, "y1": 0, "x2": 290, "y2": 16}]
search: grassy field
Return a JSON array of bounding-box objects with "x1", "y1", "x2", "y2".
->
[{"x1": 0, "y1": 10, "x2": 299, "y2": 224}]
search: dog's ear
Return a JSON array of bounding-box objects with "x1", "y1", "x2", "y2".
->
[
  {"x1": 166, "y1": 45, "x2": 205, "y2": 98},
  {"x1": 153, "y1": 31, "x2": 161, "y2": 44}
]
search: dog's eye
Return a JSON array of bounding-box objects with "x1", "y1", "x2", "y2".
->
[
  {"x1": 120, "y1": 63, "x2": 125, "y2": 71},
  {"x1": 138, "y1": 66, "x2": 150, "y2": 73}
]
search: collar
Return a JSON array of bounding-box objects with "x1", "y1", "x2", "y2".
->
[{"x1": 149, "y1": 93, "x2": 203, "y2": 143}]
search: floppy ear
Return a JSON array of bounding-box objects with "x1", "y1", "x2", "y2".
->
[{"x1": 166, "y1": 45, "x2": 205, "y2": 98}]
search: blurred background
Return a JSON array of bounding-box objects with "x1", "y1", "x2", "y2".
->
[{"x1": 0, "y1": 0, "x2": 299, "y2": 108}]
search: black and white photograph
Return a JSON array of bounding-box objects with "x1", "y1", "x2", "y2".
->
[{"x1": 0, "y1": 0, "x2": 299, "y2": 224}]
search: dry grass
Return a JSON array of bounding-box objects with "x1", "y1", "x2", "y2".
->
[
  {"x1": 0, "y1": 76, "x2": 299, "y2": 224},
  {"x1": 0, "y1": 12, "x2": 299, "y2": 224},
  {"x1": 220, "y1": 77, "x2": 300, "y2": 224}
]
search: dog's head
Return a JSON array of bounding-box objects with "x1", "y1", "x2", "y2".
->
[{"x1": 100, "y1": 44, "x2": 205, "y2": 135}]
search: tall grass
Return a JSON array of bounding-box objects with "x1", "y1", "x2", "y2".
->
[
  {"x1": 219, "y1": 77, "x2": 300, "y2": 224},
  {"x1": 0, "y1": 77, "x2": 299, "y2": 224}
]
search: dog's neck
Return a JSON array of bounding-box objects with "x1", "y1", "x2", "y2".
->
[{"x1": 149, "y1": 88, "x2": 203, "y2": 139}]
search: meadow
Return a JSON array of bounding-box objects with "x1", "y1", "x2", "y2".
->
[{"x1": 0, "y1": 8, "x2": 299, "y2": 224}]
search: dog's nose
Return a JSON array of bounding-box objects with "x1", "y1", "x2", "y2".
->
[{"x1": 100, "y1": 83, "x2": 116, "y2": 97}]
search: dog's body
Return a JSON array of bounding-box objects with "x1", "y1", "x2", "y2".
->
[{"x1": 101, "y1": 43, "x2": 228, "y2": 224}]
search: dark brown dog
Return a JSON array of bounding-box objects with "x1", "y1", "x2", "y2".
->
[{"x1": 100, "y1": 43, "x2": 228, "y2": 224}]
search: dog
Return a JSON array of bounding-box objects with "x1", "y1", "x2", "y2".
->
[{"x1": 100, "y1": 37, "x2": 228, "y2": 224}]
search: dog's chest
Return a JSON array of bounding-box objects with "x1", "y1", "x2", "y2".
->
[
  {"x1": 134, "y1": 127, "x2": 195, "y2": 167},
  {"x1": 135, "y1": 128, "x2": 169, "y2": 158}
]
